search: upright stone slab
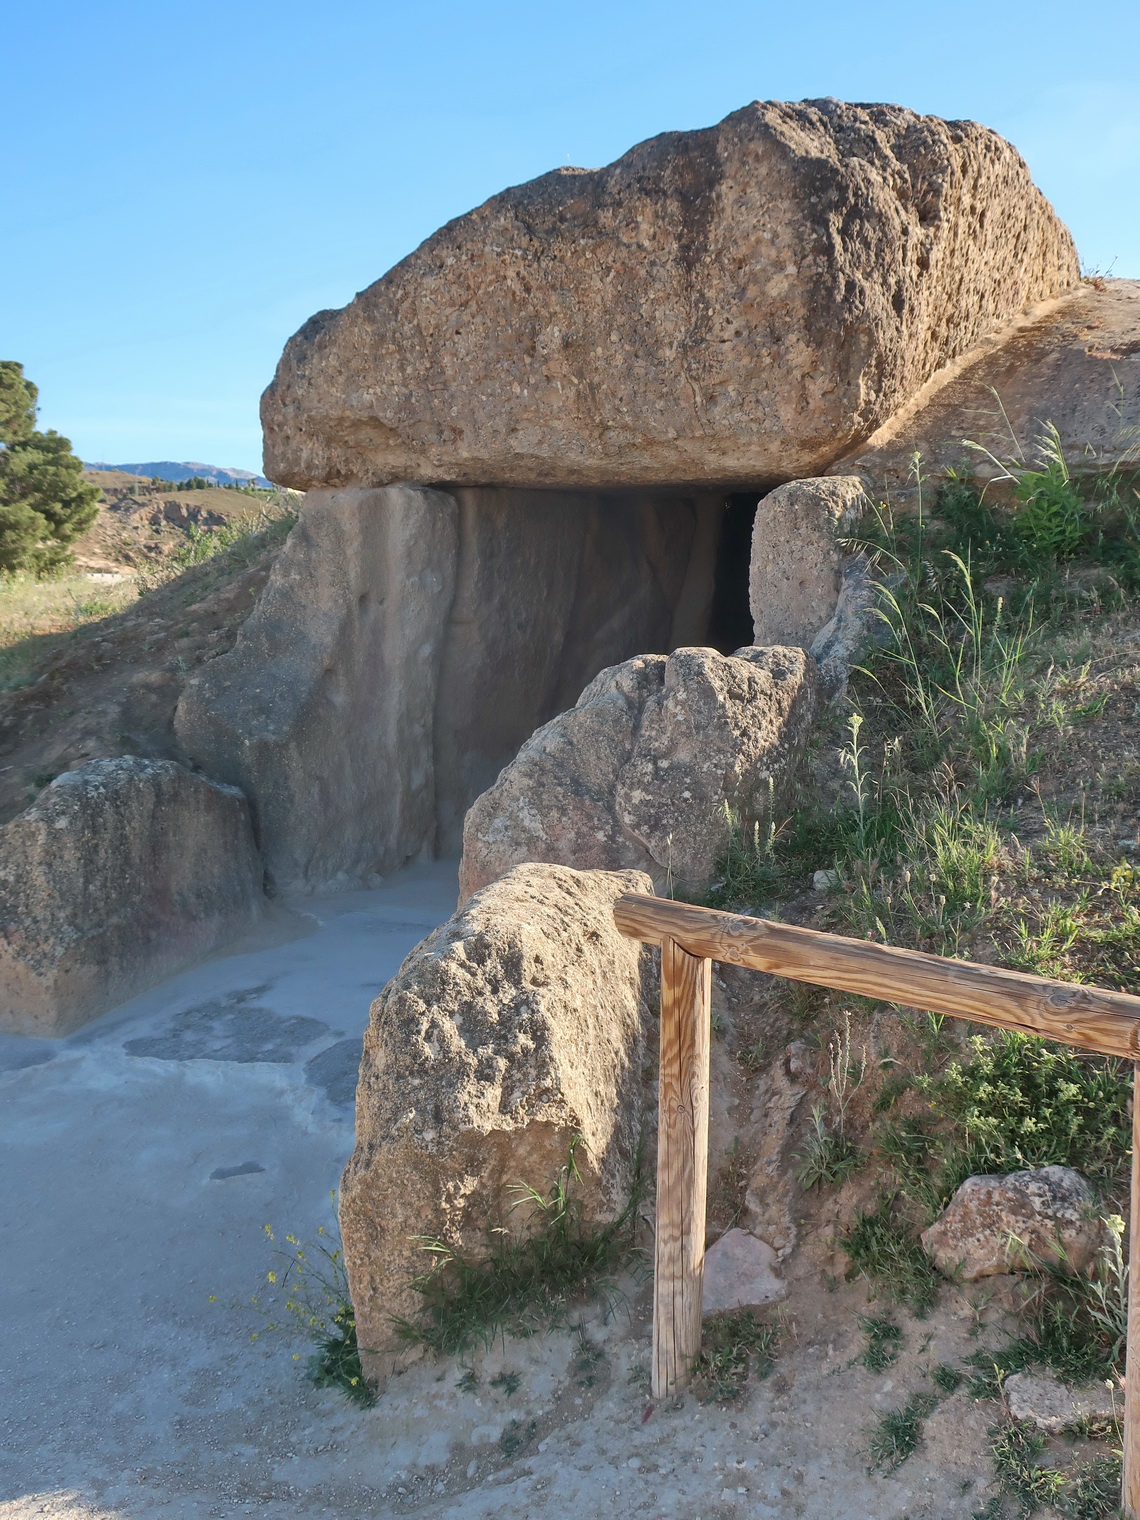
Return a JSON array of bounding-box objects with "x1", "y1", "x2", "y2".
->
[
  {"x1": 339, "y1": 863, "x2": 653, "y2": 1385},
  {"x1": 749, "y1": 477, "x2": 867, "y2": 648},
  {"x1": 0, "y1": 757, "x2": 263, "y2": 1036},
  {"x1": 175, "y1": 484, "x2": 459, "y2": 893}
]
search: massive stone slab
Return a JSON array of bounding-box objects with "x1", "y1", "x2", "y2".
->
[
  {"x1": 460, "y1": 645, "x2": 817, "y2": 900},
  {"x1": 263, "y1": 98, "x2": 1078, "y2": 493},
  {"x1": 0, "y1": 757, "x2": 263, "y2": 1036},
  {"x1": 339, "y1": 863, "x2": 653, "y2": 1383},
  {"x1": 175, "y1": 485, "x2": 460, "y2": 893}
]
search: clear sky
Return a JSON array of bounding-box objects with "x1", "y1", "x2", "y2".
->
[{"x1": 5, "y1": 0, "x2": 1138, "y2": 475}]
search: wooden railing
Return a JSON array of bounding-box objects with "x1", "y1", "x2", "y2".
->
[{"x1": 614, "y1": 892, "x2": 1140, "y2": 1518}]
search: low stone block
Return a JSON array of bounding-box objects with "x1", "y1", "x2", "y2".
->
[{"x1": 0, "y1": 757, "x2": 263, "y2": 1036}]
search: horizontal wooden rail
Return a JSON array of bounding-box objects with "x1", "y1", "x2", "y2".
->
[
  {"x1": 616, "y1": 890, "x2": 1140, "y2": 1519},
  {"x1": 614, "y1": 893, "x2": 1140, "y2": 1061}
]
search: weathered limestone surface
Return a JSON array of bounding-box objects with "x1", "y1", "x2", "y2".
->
[
  {"x1": 460, "y1": 645, "x2": 817, "y2": 900},
  {"x1": 0, "y1": 757, "x2": 262, "y2": 1036},
  {"x1": 749, "y1": 477, "x2": 866, "y2": 648},
  {"x1": 339, "y1": 863, "x2": 653, "y2": 1382},
  {"x1": 263, "y1": 99, "x2": 1078, "y2": 492},
  {"x1": 1004, "y1": 1371, "x2": 1117, "y2": 1435},
  {"x1": 175, "y1": 485, "x2": 460, "y2": 892},
  {"x1": 174, "y1": 484, "x2": 723, "y2": 885},
  {"x1": 921, "y1": 1165, "x2": 1103, "y2": 1280},
  {"x1": 832, "y1": 279, "x2": 1140, "y2": 496},
  {"x1": 432, "y1": 487, "x2": 722, "y2": 848}
]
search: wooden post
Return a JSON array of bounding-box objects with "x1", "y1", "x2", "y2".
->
[
  {"x1": 1125, "y1": 1063, "x2": 1140, "y2": 1518},
  {"x1": 652, "y1": 936, "x2": 712, "y2": 1400}
]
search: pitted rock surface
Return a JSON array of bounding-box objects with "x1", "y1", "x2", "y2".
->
[
  {"x1": 0, "y1": 756, "x2": 263, "y2": 1036},
  {"x1": 339, "y1": 862, "x2": 654, "y2": 1383},
  {"x1": 921, "y1": 1165, "x2": 1103, "y2": 1280},
  {"x1": 263, "y1": 98, "x2": 1077, "y2": 492},
  {"x1": 460, "y1": 645, "x2": 817, "y2": 900}
]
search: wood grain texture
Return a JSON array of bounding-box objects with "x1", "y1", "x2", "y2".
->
[
  {"x1": 614, "y1": 894, "x2": 1140, "y2": 1060},
  {"x1": 1124, "y1": 1063, "x2": 1140, "y2": 1519},
  {"x1": 652, "y1": 937, "x2": 712, "y2": 1400}
]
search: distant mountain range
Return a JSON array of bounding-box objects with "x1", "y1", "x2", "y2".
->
[{"x1": 85, "y1": 460, "x2": 274, "y2": 489}]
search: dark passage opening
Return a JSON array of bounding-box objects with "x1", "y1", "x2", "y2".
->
[{"x1": 706, "y1": 493, "x2": 759, "y2": 653}]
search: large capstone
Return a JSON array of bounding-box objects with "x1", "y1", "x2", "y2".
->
[
  {"x1": 0, "y1": 757, "x2": 263, "y2": 1036},
  {"x1": 263, "y1": 99, "x2": 1077, "y2": 493},
  {"x1": 339, "y1": 863, "x2": 653, "y2": 1385}
]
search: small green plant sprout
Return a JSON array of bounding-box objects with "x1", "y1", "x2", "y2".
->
[
  {"x1": 259, "y1": 1199, "x2": 374, "y2": 1408},
  {"x1": 795, "y1": 1009, "x2": 867, "y2": 1189},
  {"x1": 932, "y1": 1362, "x2": 964, "y2": 1394},
  {"x1": 854, "y1": 1314, "x2": 903, "y2": 1372},
  {"x1": 866, "y1": 1392, "x2": 939, "y2": 1473},
  {"x1": 489, "y1": 1369, "x2": 522, "y2": 1397},
  {"x1": 690, "y1": 1308, "x2": 778, "y2": 1404},
  {"x1": 499, "y1": 1417, "x2": 538, "y2": 1459}
]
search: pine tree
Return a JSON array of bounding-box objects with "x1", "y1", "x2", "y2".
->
[{"x1": 0, "y1": 361, "x2": 100, "y2": 575}]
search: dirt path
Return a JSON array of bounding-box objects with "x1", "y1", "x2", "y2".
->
[{"x1": 0, "y1": 858, "x2": 1022, "y2": 1520}]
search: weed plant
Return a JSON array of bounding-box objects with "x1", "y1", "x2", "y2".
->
[
  {"x1": 395, "y1": 1140, "x2": 644, "y2": 1358},
  {"x1": 843, "y1": 1197, "x2": 940, "y2": 1314},
  {"x1": 257, "y1": 1206, "x2": 374, "y2": 1408},
  {"x1": 854, "y1": 1313, "x2": 903, "y2": 1371},
  {"x1": 690, "y1": 1307, "x2": 778, "y2": 1403},
  {"x1": 866, "y1": 1392, "x2": 938, "y2": 1473}
]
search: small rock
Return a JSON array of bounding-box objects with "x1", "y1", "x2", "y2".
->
[
  {"x1": 812, "y1": 869, "x2": 839, "y2": 891},
  {"x1": 1004, "y1": 1370, "x2": 1118, "y2": 1434},
  {"x1": 921, "y1": 1166, "x2": 1103, "y2": 1281},
  {"x1": 702, "y1": 1228, "x2": 785, "y2": 1313}
]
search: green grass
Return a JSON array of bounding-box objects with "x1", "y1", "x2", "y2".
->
[
  {"x1": 854, "y1": 1313, "x2": 903, "y2": 1371},
  {"x1": 866, "y1": 1392, "x2": 938, "y2": 1473},
  {"x1": 394, "y1": 1140, "x2": 643, "y2": 1358},
  {"x1": 843, "y1": 1198, "x2": 940, "y2": 1315},
  {"x1": 690, "y1": 1307, "x2": 778, "y2": 1404},
  {"x1": 795, "y1": 1104, "x2": 861, "y2": 1189}
]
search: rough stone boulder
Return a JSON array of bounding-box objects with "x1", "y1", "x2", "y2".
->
[
  {"x1": 339, "y1": 863, "x2": 653, "y2": 1383},
  {"x1": 921, "y1": 1166, "x2": 1103, "y2": 1280},
  {"x1": 0, "y1": 757, "x2": 263, "y2": 1036},
  {"x1": 263, "y1": 99, "x2": 1077, "y2": 492},
  {"x1": 749, "y1": 477, "x2": 867, "y2": 649},
  {"x1": 459, "y1": 645, "x2": 817, "y2": 901}
]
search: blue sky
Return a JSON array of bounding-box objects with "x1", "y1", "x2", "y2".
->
[{"x1": 5, "y1": 0, "x2": 1138, "y2": 474}]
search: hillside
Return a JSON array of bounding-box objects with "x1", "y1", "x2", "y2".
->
[{"x1": 84, "y1": 460, "x2": 273, "y2": 488}]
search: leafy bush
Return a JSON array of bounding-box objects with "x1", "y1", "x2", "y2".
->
[{"x1": 920, "y1": 1031, "x2": 1131, "y2": 1188}]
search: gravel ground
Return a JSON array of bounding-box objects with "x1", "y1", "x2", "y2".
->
[{"x1": 0, "y1": 857, "x2": 1017, "y2": 1519}]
